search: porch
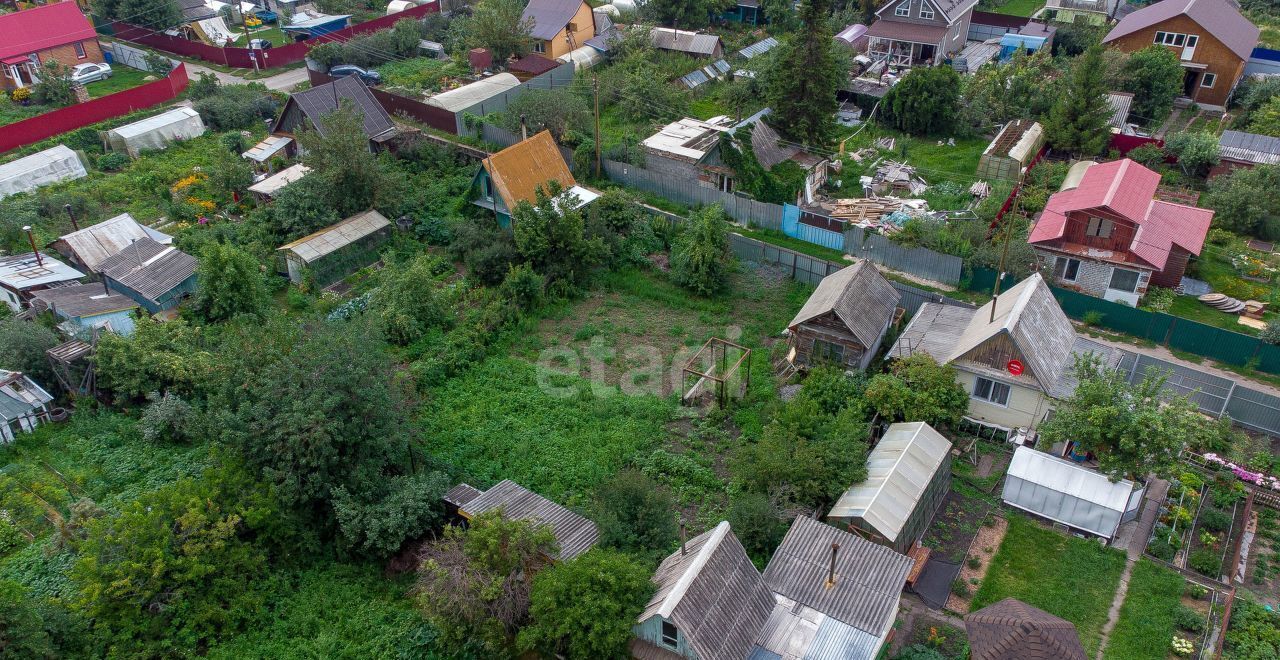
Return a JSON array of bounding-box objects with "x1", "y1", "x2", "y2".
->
[
  {"x1": 864, "y1": 21, "x2": 949, "y2": 67},
  {"x1": 2, "y1": 57, "x2": 39, "y2": 89}
]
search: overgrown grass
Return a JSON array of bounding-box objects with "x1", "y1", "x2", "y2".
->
[
  {"x1": 1168, "y1": 295, "x2": 1264, "y2": 335},
  {"x1": 1104, "y1": 559, "x2": 1187, "y2": 660},
  {"x1": 989, "y1": 0, "x2": 1045, "y2": 16},
  {"x1": 972, "y1": 516, "x2": 1128, "y2": 657}
]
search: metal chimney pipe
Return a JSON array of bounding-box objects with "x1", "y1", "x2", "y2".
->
[
  {"x1": 23, "y1": 226, "x2": 42, "y2": 267},
  {"x1": 825, "y1": 543, "x2": 840, "y2": 588},
  {"x1": 680, "y1": 523, "x2": 687, "y2": 556},
  {"x1": 64, "y1": 204, "x2": 79, "y2": 232},
  {"x1": 520, "y1": 114, "x2": 527, "y2": 141},
  {"x1": 102, "y1": 275, "x2": 110, "y2": 296}
]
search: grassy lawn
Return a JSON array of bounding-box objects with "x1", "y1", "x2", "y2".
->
[
  {"x1": 1260, "y1": 25, "x2": 1280, "y2": 50},
  {"x1": 0, "y1": 97, "x2": 46, "y2": 127},
  {"x1": 85, "y1": 65, "x2": 155, "y2": 98},
  {"x1": 1168, "y1": 295, "x2": 1267, "y2": 335},
  {"x1": 972, "y1": 516, "x2": 1128, "y2": 657},
  {"x1": 837, "y1": 126, "x2": 990, "y2": 185},
  {"x1": 1104, "y1": 560, "x2": 1187, "y2": 660},
  {"x1": 989, "y1": 0, "x2": 1046, "y2": 16}
]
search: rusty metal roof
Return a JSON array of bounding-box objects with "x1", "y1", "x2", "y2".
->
[{"x1": 482, "y1": 130, "x2": 576, "y2": 212}]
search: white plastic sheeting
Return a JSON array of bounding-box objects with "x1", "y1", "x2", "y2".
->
[
  {"x1": 195, "y1": 16, "x2": 235, "y2": 46},
  {"x1": 0, "y1": 145, "x2": 87, "y2": 200},
  {"x1": 107, "y1": 108, "x2": 207, "y2": 158},
  {"x1": 1003, "y1": 446, "x2": 1141, "y2": 539},
  {"x1": 557, "y1": 46, "x2": 603, "y2": 70}
]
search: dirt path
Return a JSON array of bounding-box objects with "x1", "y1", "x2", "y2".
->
[
  {"x1": 1096, "y1": 560, "x2": 1137, "y2": 660},
  {"x1": 1095, "y1": 478, "x2": 1170, "y2": 659}
]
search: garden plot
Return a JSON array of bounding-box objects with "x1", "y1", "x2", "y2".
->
[
  {"x1": 1148, "y1": 469, "x2": 1248, "y2": 582},
  {"x1": 1104, "y1": 559, "x2": 1219, "y2": 660},
  {"x1": 1241, "y1": 504, "x2": 1280, "y2": 605}
]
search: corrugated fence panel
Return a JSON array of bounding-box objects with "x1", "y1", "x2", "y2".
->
[
  {"x1": 843, "y1": 229, "x2": 963, "y2": 286},
  {"x1": 1225, "y1": 386, "x2": 1280, "y2": 436},
  {"x1": 1166, "y1": 320, "x2": 1260, "y2": 367},
  {"x1": 795, "y1": 223, "x2": 844, "y2": 250},
  {"x1": 603, "y1": 159, "x2": 784, "y2": 230}
]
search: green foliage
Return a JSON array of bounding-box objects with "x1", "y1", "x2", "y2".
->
[
  {"x1": 1262, "y1": 318, "x2": 1280, "y2": 345},
  {"x1": 193, "y1": 83, "x2": 278, "y2": 131},
  {"x1": 297, "y1": 102, "x2": 393, "y2": 218},
  {"x1": 138, "y1": 391, "x2": 193, "y2": 443},
  {"x1": 671, "y1": 205, "x2": 733, "y2": 296},
  {"x1": 1122, "y1": 45, "x2": 1184, "y2": 125},
  {"x1": 0, "y1": 579, "x2": 56, "y2": 659},
  {"x1": 0, "y1": 318, "x2": 59, "y2": 386},
  {"x1": 1225, "y1": 597, "x2": 1280, "y2": 659},
  {"x1": 142, "y1": 52, "x2": 174, "y2": 75},
  {"x1": 1249, "y1": 96, "x2": 1280, "y2": 138},
  {"x1": 586, "y1": 189, "x2": 664, "y2": 268},
  {"x1": 1106, "y1": 560, "x2": 1188, "y2": 660},
  {"x1": 895, "y1": 645, "x2": 947, "y2": 660},
  {"x1": 1164, "y1": 131, "x2": 1220, "y2": 176},
  {"x1": 1199, "y1": 507, "x2": 1232, "y2": 533},
  {"x1": 377, "y1": 56, "x2": 469, "y2": 95},
  {"x1": 727, "y1": 491, "x2": 788, "y2": 567},
  {"x1": 460, "y1": 0, "x2": 535, "y2": 61},
  {"x1": 717, "y1": 129, "x2": 807, "y2": 205},
  {"x1": 518, "y1": 548, "x2": 654, "y2": 659},
  {"x1": 865, "y1": 354, "x2": 968, "y2": 428},
  {"x1": 94, "y1": 317, "x2": 212, "y2": 401},
  {"x1": 1204, "y1": 165, "x2": 1280, "y2": 240},
  {"x1": 194, "y1": 241, "x2": 270, "y2": 322},
  {"x1": 95, "y1": 152, "x2": 129, "y2": 172},
  {"x1": 960, "y1": 50, "x2": 1059, "y2": 135},
  {"x1": 761, "y1": 0, "x2": 845, "y2": 145},
  {"x1": 641, "y1": 0, "x2": 732, "y2": 28},
  {"x1": 1127, "y1": 143, "x2": 1167, "y2": 168},
  {"x1": 800, "y1": 365, "x2": 866, "y2": 417},
  {"x1": 1174, "y1": 604, "x2": 1206, "y2": 633},
  {"x1": 372, "y1": 253, "x2": 450, "y2": 345},
  {"x1": 1189, "y1": 547, "x2": 1223, "y2": 577},
  {"x1": 331, "y1": 471, "x2": 451, "y2": 557},
  {"x1": 93, "y1": 0, "x2": 182, "y2": 31},
  {"x1": 882, "y1": 66, "x2": 963, "y2": 136},
  {"x1": 1045, "y1": 46, "x2": 1111, "y2": 156},
  {"x1": 498, "y1": 88, "x2": 590, "y2": 141},
  {"x1": 500, "y1": 263, "x2": 546, "y2": 312},
  {"x1": 31, "y1": 62, "x2": 75, "y2": 108},
  {"x1": 513, "y1": 180, "x2": 605, "y2": 291},
  {"x1": 264, "y1": 175, "x2": 342, "y2": 243},
  {"x1": 1141, "y1": 286, "x2": 1176, "y2": 312},
  {"x1": 592, "y1": 469, "x2": 677, "y2": 559},
  {"x1": 308, "y1": 18, "x2": 428, "y2": 68}
]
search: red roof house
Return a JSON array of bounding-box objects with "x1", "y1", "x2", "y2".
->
[
  {"x1": 0, "y1": 2, "x2": 103, "y2": 91},
  {"x1": 1029, "y1": 158, "x2": 1213, "y2": 304}
]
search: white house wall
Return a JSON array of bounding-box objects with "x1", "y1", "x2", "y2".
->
[{"x1": 954, "y1": 370, "x2": 1054, "y2": 430}]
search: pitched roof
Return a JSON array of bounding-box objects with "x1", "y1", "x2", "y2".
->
[
  {"x1": 864, "y1": 19, "x2": 950, "y2": 44},
  {"x1": 521, "y1": 0, "x2": 588, "y2": 41},
  {"x1": 31, "y1": 283, "x2": 139, "y2": 318},
  {"x1": 53, "y1": 213, "x2": 173, "y2": 271},
  {"x1": 0, "y1": 253, "x2": 83, "y2": 290},
  {"x1": 639, "y1": 521, "x2": 777, "y2": 660},
  {"x1": 1219, "y1": 130, "x2": 1280, "y2": 166},
  {"x1": 1106, "y1": 92, "x2": 1134, "y2": 129},
  {"x1": 427, "y1": 73, "x2": 522, "y2": 113},
  {"x1": 459, "y1": 480, "x2": 599, "y2": 560},
  {"x1": 643, "y1": 116, "x2": 736, "y2": 162},
  {"x1": 247, "y1": 164, "x2": 312, "y2": 197},
  {"x1": 510, "y1": 53, "x2": 561, "y2": 76},
  {"x1": 965, "y1": 597, "x2": 1088, "y2": 660},
  {"x1": 177, "y1": 0, "x2": 219, "y2": 22},
  {"x1": 749, "y1": 121, "x2": 804, "y2": 171},
  {"x1": 278, "y1": 76, "x2": 395, "y2": 140},
  {"x1": 787, "y1": 261, "x2": 901, "y2": 349},
  {"x1": 952, "y1": 274, "x2": 1076, "y2": 393},
  {"x1": 0, "y1": 2, "x2": 97, "y2": 61},
  {"x1": 97, "y1": 238, "x2": 197, "y2": 305},
  {"x1": 482, "y1": 130, "x2": 576, "y2": 212},
  {"x1": 877, "y1": 0, "x2": 979, "y2": 24},
  {"x1": 277, "y1": 210, "x2": 390, "y2": 263},
  {"x1": 762, "y1": 516, "x2": 913, "y2": 636},
  {"x1": 650, "y1": 27, "x2": 723, "y2": 56},
  {"x1": 828, "y1": 422, "x2": 952, "y2": 543},
  {"x1": 1103, "y1": 0, "x2": 1260, "y2": 61}
]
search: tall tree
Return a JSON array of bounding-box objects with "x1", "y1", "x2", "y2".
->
[
  {"x1": 641, "y1": 0, "x2": 733, "y2": 29},
  {"x1": 297, "y1": 102, "x2": 391, "y2": 218},
  {"x1": 671, "y1": 204, "x2": 733, "y2": 295},
  {"x1": 1203, "y1": 165, "x2": 1280, "y2": 240},
  {"x1": 1163, "y1": 131, "x2": 1220, "y2": 176},
  {"x1": 193, "y1": 241, "x2": 269, "y2": 323},
  {"x1": 881, "y1": 66, "x2": 963, "y2": 136},
  {"x1": 511, "y1": 181, "x2": 604, "y2": 289},
  {"x1": 0, "y1": 318, "x2": 59, "y2": 385},
  {"x1": 518, "y1": 549, "x2": 654, "y2": 659},
  {"x1": 1045, "y1": 45, "x2": 1111, "y2": 156},
  {"x1": 762, "y1": 0, "x2": 844, "y2": 146},
  {"x1": 463, "y1": 0, "x2": 535, "y2": 61},
  {"x1": 1122, "y1": 45, "x2": 1184, "y2": 126}
]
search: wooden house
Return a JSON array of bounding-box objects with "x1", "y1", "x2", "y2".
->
[
  {"x1": 51, "y1": 213, "x2": 173, "y2": 273},
  {"x1": 0, "y1": 370, "x2": 54, "y2": 443},
  {"x1": 473, "y1": 131, "x2": 598, "y2": 227},
  {"x1": 865, "y1": 0, "x2": 980, "y2": 66},
  {"x1": 786, "y1": 261, "x2": 901, "y2": 371},
  {"x1": 0, "y1": 2, "x2": 104, "y2": 91},
  {"x1": 521, "y1": 0, "x2": 596, "y2": 59},
  {"x1": 97, "y1": 238, "x2": 198, "y2": 314},
  {"x1": 1102, "y1": 0, "x2": 1260, "y2": 110},
  {"x1": 270, "y1": 76, "x2": 396, "y2": 153},
  {"x1": 443, "y1": 480, "x2": 599, "y2": 561},
  {"x1": 31, "y1": 283, "x2": 140, "y2": 337}
]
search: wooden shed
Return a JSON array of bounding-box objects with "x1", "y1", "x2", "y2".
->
[{"x1": 786, "y1": 261, "x2": 901, "y2": 371}]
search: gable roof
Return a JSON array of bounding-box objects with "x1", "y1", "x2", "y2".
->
[
  {"x1": 828, "y1": 422, "x2": 953, "y2": 543},
  {"x1": 521, "y1": 0, "x2": 589, "y2": 41},
  {"x1": 31, "y1": 283, "x2": 139, "y2": 319},
  {"x1": 276, "y1": 76, "x2": 395, "y2": 140},
  {"x1": 482, "y1": 130, "x2": 576, "y2": 211},
  {"x1": 177, "y1": 0, "x2": 219, "y2": 22},
  {"x1": 876, "y1": 0, "x2": 979, "y2": 24},
  {"x1": 510, "y1": 53, "x2": 561, "y2": 76},
  {"x1": 966, "y1": 597, "x2": 1088, "y2": 660},
  {"x1": 788, "y1": 261, "x2": 901, "y2": 349},
  {"x1": 277, "y1": 210, "x2": 390, "y2": 263},
  {"x1": 1103, "y1": 0, "x2": 1260, "y2": 61},
  {"x1": 0, "y1": 2, "x2": 97, "y2": 62},
  {"x1": 97, "y1": 238, "x2": 197, "y2": 305},
  {"x1": 1219, "y1": 130, "x2": 1280, "y2": 166},
  {"x1": 0, "y1": 253, "x2": 83, "y2": 291},
  {"x1": 650, "y1": 27, "x2": 723, "y2": 56},
  {"x1": 53, "y1": 213, "x2": 173, "y2": 271},
  {"x1": 639, "y1": 521, "x2": 776, "y2": 660},
  {"x1": 459, "y1": 480, "x2": 600, "y2": 560}
]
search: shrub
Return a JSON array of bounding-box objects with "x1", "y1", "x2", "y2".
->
[
  {"x1": 1142, "y1": 286, "x2": 1176, "y2": 312},
  {"x1": 1212, "y1": 482, "x2": 1246, "y2": 508},
  {"x1": 1127, "y1": 143, "x2": 1166, "y2": 168},
  {"x1": 1185, "y1": 583, "x2": 1208, "y2": 600},
  {"x1": 968, "y1": 556, "x2": 982, "y2": 570},
  {"x1": 1148, "y1": 537, "x2": 1178, "y2": 561},
  {"x1": 1083, "y1": 310, "x2": 1105, "y2": 326},
  {"x1": 592, "y1": 469, "x2": 677, "y2": 559},
  {"x1": 499, "y1": 263, "x2": 544, "y2": 313},
  {"x1": 1189, "y1": 548, "x2": 1223, "y2": 577},
  {"x1": 95, "y1": 152, "x2": 129, "y2": 172},
  {"x1": 1199, "y1": 508, "x2": 1232, "y2": 533},
  {"x1": 951, "y1": 578, "x2": 970, "y2": 598},
  {"x1": 671, "y1": 205, "x2": 733, "y2": 296},
  {"x1": 1174, "y1": 604, "x2": 1205, "y2": 633},
  {"x1": 0, "y1": 511, "x2": 23, "y2": 556},
  {"x1": 138, "y1": 391, "x2": 194, "y2": 443},
  {"x1": 1261, "y1": 319, "x2": 1280, "y2": 346},
  {"x1": 726, "y1": 492, "x2": 788, "y2": 567},
  {"x1": 193, "y1": 84, "x2": 277, "y2": 131}
]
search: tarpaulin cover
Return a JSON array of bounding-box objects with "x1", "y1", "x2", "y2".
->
[
  {"x1": 0, "y1": 145, "x2": 87, "y2": 199},
  {"x1": 910, "y1": 558, "x2": 961, "y2": 609},
  {"x1": 107, "y1": 107, "x2": 207, "y2": 157}
]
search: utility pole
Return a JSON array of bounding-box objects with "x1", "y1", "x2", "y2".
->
[
  {"x1": 990, "y1": 169, "x2": 1026, "y2": 322},
  {"x1": 241, "y1": 15, "x2": 260, "y2": 74},
  {"x1": 593, "y1": 74, "x2": 601, "y2": 180}
]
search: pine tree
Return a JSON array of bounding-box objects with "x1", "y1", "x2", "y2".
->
[
  {"x1": 1046, "y1": 45, "x2": 1110, "y2": 156},
  {"x1": 763, "y1": 0, "x2": 843, "y2": 147}
]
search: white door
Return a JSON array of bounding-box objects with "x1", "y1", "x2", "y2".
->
[{"x1": 1182, "y1": 35, "x2": 1198, "y2": 61}]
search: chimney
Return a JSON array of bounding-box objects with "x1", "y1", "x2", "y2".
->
[
  {"x1": 520, "y1": 114, "x2": 528, "y2": 141},
  {"x1": 825, "y1": 543, "x2": 840, "y2": 589},
  {"x1": 680, "y1": 523, "x2": 687, "y2": 556},
  {"x1": 101, "y1": 275, "x2": 110, "y2": 296},
  {"x1": 64, "y1": 204, "x2": 79, "y2": 232},
  {"x1": 23, "y1": 226, "x2": 42, "y2": 267}
]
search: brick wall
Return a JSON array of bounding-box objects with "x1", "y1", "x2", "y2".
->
[
  {"x1": 1035, "y1": 248, "x2": 1153, "y2": 299},
  {"x1": 37, "y1": 39, "x2": 105, "y2": 68}
]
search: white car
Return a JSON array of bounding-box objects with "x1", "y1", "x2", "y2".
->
[{"x1": 70, "y1": 62, "x2": 112, "y2": 85}]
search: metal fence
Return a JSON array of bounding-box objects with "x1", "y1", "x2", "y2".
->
[
  {"x1": 603, "y1": 159, "x2": 785, "y2": 230},
  {"x1": 843, "y1": 226, "x2": 964, "y2": 286},
  {"x1": 1115, "y1": 351, "x2": 1280, "y2": 438},
  {"x1": 102, "y1": 42, "x2": 175, "y2": 72}
]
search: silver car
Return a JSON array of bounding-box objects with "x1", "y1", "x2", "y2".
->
[{"x1": 70, "y1": 62, "x2": 113, "y2": 85}]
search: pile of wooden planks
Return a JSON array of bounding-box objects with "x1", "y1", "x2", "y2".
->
[{"x1": 829, "y1": 197, "x2": 901, "y2": 224}]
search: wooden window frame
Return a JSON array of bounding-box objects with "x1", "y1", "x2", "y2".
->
[
  {"x1": 1201, "y1": 72, "x2": 1216, "y2": 88},
  {"x1": 74, "y1": 42, "x2": 87, "y2": 59}
]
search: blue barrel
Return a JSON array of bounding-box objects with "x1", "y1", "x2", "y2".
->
[{"x1": 104, "y1": 51, "x2": 114, "y2": 64}]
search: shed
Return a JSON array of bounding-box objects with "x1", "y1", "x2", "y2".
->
[
  {"x1": 976, "y1": 120, "x2": 1044, "y2": 181},
  {"x1": 272, "y1": 76, "x2": 395, "y2": 149},
  {"x1": 455, "y1": 479, "x2": 600, "y2": 560},
  {"x1": 828, "y1": 422, "x2": 953, "y2": 553},
  {"x1": 1214, "y1": 130, "x2": 1280, "y2": 177},
  {"x1": 0, "y1": 253, "x2": 83, "y2": 311},
  {"x1": 277, "y1": 209, "x2": 391, "y2": 286},
  {"x1": 738, "y1": 36, "x2": 779, "y2": 58},
  {"x1": 475, "y1": 131, "x2": 598, "y2": 226},
  {"x1": 248, "y1": 164, "x2": 311, "y2": 200},
  {"x1": 786, "y1": 261, "x2": 901, "y2": 370},
  {"x1": 965, "y1": 597, "x2": 1087, "y2": 660},
  {"x1": 106, "y1": 107, "x2": 207, "y2": 158},
  {"x1": 50, "y1": 213, "x2": 173, "y2": 272},
  {"x1": 0, "y1": 145, "x2": 87, "y2": 200},
  {"x1": 0, "y1": 370, "x2": 53, "y2": 443},
  {"x1": 509, "y1": 53, "x2": 561, "y2": 80},
  {"x1": 30, "y1": 283, "x2": 140, "y2": 337},
  {"x1": 1002, "y1": 445, "x2": 1143, "y2": 540},
  {"x1": 834, "y1": 24, "x2": 868, "y2": 50},
  {"x1": 998, "y1": 32, "x2": 1049, "y2": 59},
  {"x1": 650, "y1": 27, "x2": 724, "y2": 58},
  {"x1": 241, "y1": 134, "x2": 293, "y2": 167},
  {"x1": 427, "y1": 73, "x2": 522, "y2": 134},
  {"x1": 97, "y1": 238, "x2": 198, "y2": 314}
]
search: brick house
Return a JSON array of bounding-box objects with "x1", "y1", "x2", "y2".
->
[
  {"x1": 865, "y1": 0, "x2": 979, "y2": 66},
  {"x1": 1102, "y1": 0, "x2": 1260, "y2": 110},
  {"x1": 0, "y1": 2, "x2": 103, "y2": 91},
  {"x1": 1028, "y1": 159, "x2": 1213, "y2": 305}
]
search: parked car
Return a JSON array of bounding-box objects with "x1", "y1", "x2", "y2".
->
[
  {"x1": 248, "y1": 38, "x2": 274, "y2": 50},
  {"x1": 70, "y1": 62, "x2": 112, "y2": 85},
  {"x1": 328, "y1": 64, "x2": 382, "y2": 86}
]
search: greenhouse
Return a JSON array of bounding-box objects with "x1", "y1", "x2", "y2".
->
[
  {"x1": 1002, "y1": 446, "x2": 1144, "y2": 541},
  {"x1": 277, "y1": 210, "x2": 391, "y2": 287}
]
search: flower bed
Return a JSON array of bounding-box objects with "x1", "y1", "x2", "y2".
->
[{"x1": 1200, "y1": 451, "x2": 1280, "y2": 491}]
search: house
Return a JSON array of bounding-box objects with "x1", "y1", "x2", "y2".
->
[
  {"x1": 30, "y1": 283, "x2": 140, "y2": 337},
  {"x1": 521, "y1": 0, "x2": 596, "y2": 59},
  {"x1": 50, "y1": 213, "x2": 173, "y2": 273},
  {"x1": 474, "y1": 130, "x2": 599, "y2": 227},
  {"x1": 0, "y1": 2, "x2": 103, "y2": 91},
  {"x1": 976, "y1": 120, "x2": 1044, "y2": 182},
  {"x1": 271, "y1": 76, "x2": 396, "y2": 152},
  {"x1": 276, "y1": 210, "x2": 391, "y2": 286},
  {"x1": 828, "y1": 421, "x2": 953, "y2": 554},
  {"x1": 890, "y1": 273, "x2": 1120, "y2": 431},
  {"x1": 965, "y1": 597, "x2": 1089, "y2": 659},
  {"x1": 722, "y1": 0, "x2": 763, "y2": 25},
  {"x1": 0, "y1": 145, "x2": 87, "y2": 200},
  {"x1": 97, "y1": 238, "x2": 198, "y2": 314},
  {"x1": 1045, "y1": 0, "x2": 1124, "y2": 26},
  {"x1": 0, "y1": 370, "x2": 54, "y2": 443},
  {"x1": 105, "y1": 108, "x2": 208, "y2": 158},
  {"x1": 444, "y1": 480, "x2": 599, "y2": 560},
  {"x1": 866, "y1": 0, "x2": 980, "y2": 66},
  {"x1": 248, "y1": 164, "x2": 312, "y2": 201},
  {"x1": 1102, "y1": 0, "x2": 1261, "y2": 110},
  {"x1": 1002, "y1": 445, "x2": 1144, "y2": 541},
  {"x1": 1210, "y1": 130, "x2": 1280, "y2": 178},
  {"x1": 650, "y1": 27, "x2": 724, "y2": 59},
  {"x1": 633, "y1": 517, "x2": 913, "y2": 660},
  {"x1": 786, "y1": 261, "x2": 901, "y2": 371},
  {"x1": 1029, "y1": 159, "x2": 1214, "y2": 304},
  {"x1": 0, "y1": 253, "x2": 83, "y2": 312}
]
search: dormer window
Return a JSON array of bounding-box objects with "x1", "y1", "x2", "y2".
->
[
  {"x1": 919, "y1": 4, "x2": 934, "y2": 19},
  {"x1": 1085, "y1": 216, "x2": 1112, "y2": 238},
  {"x1": 661, "y1": 621, "x2": 679, "y2": 649},
  {"x1": 895, "y1": 2, "x2": 910, "y2": 16}
]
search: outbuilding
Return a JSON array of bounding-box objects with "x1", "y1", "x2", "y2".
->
[
  {"x1": 0, "y1": 145, "x2": 87, "y2": 200},
  {"x1": 786, "y1": 260, "x2": 901, "y2": 371},
  {"x1": 106, "y1": 108, "x2": 207, "y2": 158},
  {"x1": 828, "y1": 421, "x2": 953, "y2": 554},
  {"x1": 30, "y1": 283, "x2": 140, "y2": 337},
  {"x1": 248, "y1": 164, "x2": 311, "y2": 201},
  {"x1": 0, "y1": 370, "x2": 54, "y2": 443},
  {"x1": 446, "y1": 479, "x2": 600, "y2": 561},
  {"x1": 97, "y1": 238, "x2": 198, "y2": 313},
  {"x1": 276, "y1": 210, "x2": 391, "y2": 286},
  {"x1": 1002, "y1": 445, "x2": 1144, "y2": 541},
  {"x1": 0, "y1": 253, "x2": 83, "y2": 311},
  {"x1": 50, "y1": 213, "x2": 173, "y2": 272},
  {"x1": 976, "y1": 120, "x2": 1044, "y2": 182},
  {"x1": 427, "y1": 73, "x2": 523, "y2": 135}
]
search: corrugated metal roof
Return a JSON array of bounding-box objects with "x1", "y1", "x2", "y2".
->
[
  {"x1": 1106, "y1": 92, "x2": 1133, "y2": 129},
  {"x1": 97, "y1": 238, "x2": 197, "y2": 305},
  {"x1": 762, "y1": 516, "x2": 911, "y2": 638},
  {"x1": 461, "y1": 480, "x2": 600, "y2": 560},
  {"x1": 651, "y1": 27, "x2": 722, "y2": 56},
  {"x1": 248, "y1": 164, "x2": 311, "y2": 197},
  {"x1": 738, "y1": 36, "x2": 779, "y2": 58},
  {"x1": 53, "y1": 213, "x2": 172, "y2": 271},
  {"x1": 31, "y1": 283, "x2": 138, "y2": 319},
  {"x1": 443, "y1": 483, "x2": 482, "y2": 508},
  {"x1": 828, "y1": 422, "x2": 952, "y2": 543},
  {"x1": 283, "y1": 76, "x2": 394, "y2": 140},
  {"x1": 1006, "y1": 446, "x2": 1136, "y2": 513},
  {"x1": 521, "y1": 0, "x2": 586, "y2": 41},
  {"x1": 427, "y1": 73, "x2": 522, "y2": 113},
  {"x1": 278, "y1": 210, "x2": 390, "y2": 263},
  {"x1": 1219, "y1": 130, "x2": 1280, "y2": 165},
  {"x1": 681, "y1": 68, "x2": 712, "y2": 88},
  {"x1": 242, "y1": 135, "x2": 293, "y2": 163},
  {"x1": 0, "y1": 2, "x2": 98, "y2": 61},
  {"x1": 788, "y1": 261, "x2": 901, "y2": 350},
  {"x1": 753, "y1": 595, "x2": 884, "y2": 659},
  {"x1": 0, "y1": 253, "x2": 83, "y2": 290},
  {"x1": 482, "y1": 131, "x2": 577, "y2": 212},
  {"x1": 0, "y1": 391, "x2": 35, "y2": 421}
]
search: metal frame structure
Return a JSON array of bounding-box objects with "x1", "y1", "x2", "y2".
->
[{"x1": 681, "y1": 337, "x2": 751, "y2": 408}]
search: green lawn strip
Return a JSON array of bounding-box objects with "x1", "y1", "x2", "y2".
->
[
  {"x1": 85, "y1": 65, "x2": 155, "y2": 98},
  {"x1": 990, "y1": 0, "x2": 1046, "y2": 16},
  {"x1": 1103, "y1": 559, "x2": 1186, "y2": 660},
  {"x1": 972, "y1": 516, "x2": 1128, "y2": 657},
  {"x1": 1168, "y1": 295, "x2": 1266, "y2": 335}
]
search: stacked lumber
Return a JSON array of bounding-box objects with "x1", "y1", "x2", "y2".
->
[{"x1": 830, "y1": 197, "x2": 901, "y2": 224}]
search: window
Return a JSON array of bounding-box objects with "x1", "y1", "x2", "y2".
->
[
  {"x1": 919, "y1": 3, "x2": 934, "y2": 19},
  {"x1": 661, "y1": 621, "x2": 679, "y2": 649},
  {"x1": 895, "y1": 2, "x2": 910, "y2": 16},
  {"x1": 74, "y1": 42, "x2": 86, "y2": 59},
  {"x1": 1108, "y1": 268, "x2": 1140, "y2": 293},
  {"x1": 1201, "y1": 73, "x2": 1216, "y2": 88},
  {"x1": 973, "y1": 377, "x2": 1011, "y2": 406},
  {"x1": 1186, "y1": 35, "x2": 1198, "y2": 48},
  {"x1": 1153, "y1": 31, "x2": 1186, "y2": 46},
  {"x1": 1085, "y1": 216, "x2": 1112, "y2": 238},
  {"x1": 812, "y1": 339, "x2": 846, "y2": 364},
  {"x1": 1173, "y1": 33, "x2": 1185, "y2": 46},
  {"x1": 1053, "y1": 256, "x2": 1081, "y2": 282},
  {"x1": 533, "y1": 40, "x2": 546, "y2": 54}
]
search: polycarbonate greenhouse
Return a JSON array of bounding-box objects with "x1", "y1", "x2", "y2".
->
[{"x1": 1002, "y1": 446, "x2": 1144, "y2": 540}]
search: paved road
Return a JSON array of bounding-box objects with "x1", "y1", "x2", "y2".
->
[{"x1": 183, "y1": 61, "x2": 309, "y2": 91}]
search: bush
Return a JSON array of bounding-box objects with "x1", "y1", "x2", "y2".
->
[
  {"x1": 1261, "y1": 319, "x2": 1280, "y2": 346},
  {"x1": 1148, "y1": 537, "x2": 1178, "y2": 561},
  {"x1": 193, "y1": 84, "x2": 277, "y2": 131},
  {"x1": 1185, "y1": 583, "x2": 1208, "y2": 600},
  {"x1": 1127, "y1": 143, "x2": 1167, "y2": 168},
  {"x1": 138, "y1": 391, "x2": 194, "y2": 443},
  {"x1": 592, "y1": 469, "x2": 677, "y2": 559},
  {"x1": 951, "y1": 578, "x2": 970, "y2": 598},
  {"x1": 1199, "y1": 508, "x2": 1232, "y2": 533},
  {"x1": 1189, "y1": 548, "x2": 1223, "y2": 577},
  {"x1": 1174, "y1": 604, "x2": 1205, "y2": 633},
  {"x1": 499, "y1": 263, "x2": 544, "y2": 312},
  {"x1": 726, "y1": 492, "x2": 788, "y2": 567},
  {"x1": 95, "y1": 152, "x2": 129, "y2": 172},
  {"x1": 671, "y1": 205, "x2": 733, "y2": 296},
  {"x1": 1142, "y1": 286, "x2": 1176, "y2": 312}
]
